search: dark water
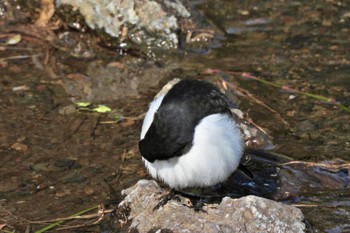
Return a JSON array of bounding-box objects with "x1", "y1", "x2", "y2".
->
[{"x1": 0, "y1": 0, "x2": 349, "y2": 232}]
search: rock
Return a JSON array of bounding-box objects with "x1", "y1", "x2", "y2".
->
[
  {"x1": 0, "y1": 180, "x2": 18, "y2": 193},
  {"x1": 117, "y1": 179, "x2": 306, "y2": 233},
  {"x1": 63, "y1": 173, "x2": 86, "y2": 184},
  {"x1": 297, "y1": 120, "x2": 316, "y2": 132},
  {"x1": 61, "y1": 61, "x2": 176, "y2": 101},
  {"x1": 58, "y1": 104, "x2": 77, "y2": 115},
  {"x1": 56, "y1": 0, "x2": 190, "y2": 49},
  {"x1": 32, "y1": 162, "x2": 66, "y2": 172}
]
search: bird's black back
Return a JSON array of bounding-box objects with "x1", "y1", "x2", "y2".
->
[{"x1": 139, "y1": 79, "x2": 232, "y2": 163}]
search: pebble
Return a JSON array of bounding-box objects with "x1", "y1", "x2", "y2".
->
[
  {"x1": 298, "y1": 120, "x2": 316, "y2": 132},
  {"x1": 32, "y1": 163, "x2": 65, "y2": 172},
  {"x1": 54, "y1": 159, "x2": 76, "y2": 168},
  {"x1": 63, "y1": 173, "x2": 87, "y2": 183},
  {"x1": 58, "y1": 105, "x2": 76, "y2": 115}
]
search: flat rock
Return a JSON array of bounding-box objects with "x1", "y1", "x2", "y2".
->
[{"x1": 118, "y1": 179, "x2": 306, "y2": 233}]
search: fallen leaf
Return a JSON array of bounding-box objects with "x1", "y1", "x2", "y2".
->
[
  {"x1": 93, "y1": 105, "x2": 111, "y2": 113},
  {"x1": 84, "y1": 187, "x2": 95, "y2": 195},
  {"x1": 6, "y1": 34, "x2": 21, "y2": 45},
  {"x1": 55, "y1": 192, "x2": 68, "y2": 198},
  {"x1": 75, "y1": 101, "x2": 91, "y2": 107},
  {"x1": 11, "y1": 142, "x2": 28, "y2": 152},
  {"x1": 12, "y1": 85, "x2": 30, "y2": 92},
  {"x1": 107, "y1": 61, "x2": 126, "y2": 69},
  {"x1": 120, "y1": 119, "x2": 135, "y2": 127}
]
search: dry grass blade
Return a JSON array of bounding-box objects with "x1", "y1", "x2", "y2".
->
[
  {"x1": 34, "y1": 205, "x2": 101, "y2": 233},
  {"x1": 30, "y1": 209, "x2": 113, "y2": 224}
]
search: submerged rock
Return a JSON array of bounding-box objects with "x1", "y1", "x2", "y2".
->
[
  {"x1": 61, "y1": 61, "x2": 176, "y2": 101},
  {"x1": 117, "y1": 179, "x2": 306, "y2": 233}
]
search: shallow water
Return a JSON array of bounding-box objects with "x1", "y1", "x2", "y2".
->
[
  {"x1": 0, "y1": 0, "x2": 349, "y2": 232},
  {"x1": 187, "y1": 1, "x2": 350, "y2": 231}
]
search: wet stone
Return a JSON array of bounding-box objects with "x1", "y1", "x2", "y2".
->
[
  {"x1": 87, "y1": 166, "x2": 105, "y2": 175},
  {"x1": 0, "y1": 181, "x2": 18, "y2": 193},
  {"x1": 299, "y1": 103, "x2": 314, "y2": 113},
  {"x1": 71, "y1": 162, "x2": 82, "y2": 170},
  {"x1": 55, "y1": 189, "x2": 71, "y2": 198},
  {"x1": 63, "y1": 173, "x2": 87, "y2": 183},
  {"x1": 84, "y1": 187, "x2": 95, "y2": 195},
  {"x1": 58, "y1": 105, "x2": 76, "y2": 115},
  {"x1": 32, "y1": 162, "x2": 66, "y2": 172},
  {"x1": 298, "y1": 120, "x2": 316, "y2": 132},
  {"x1": 17, "y1": 182, "x2": 34, "y2": 196},
  {"x1": 54, "y1": 159, "x2": 76, "y2": 169}
]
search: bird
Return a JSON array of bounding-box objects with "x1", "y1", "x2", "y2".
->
[{"x1": 139, "y1": 79, "x2": 244, "y2": 193}]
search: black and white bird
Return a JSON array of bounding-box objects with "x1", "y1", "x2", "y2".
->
[{"x1": 139, "y1": 79, "x2": 244, "y2": 190}]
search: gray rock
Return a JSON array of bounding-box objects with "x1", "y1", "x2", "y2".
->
[
  {"x1": 118, "y1": 179, "x2": 306, "y2": 233},
  {"x1": 56, "y1": 0, "x2": 190, "y2": 49}
]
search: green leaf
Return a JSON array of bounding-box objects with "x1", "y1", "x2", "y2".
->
[
  {"x1": 93, "y1": 105, "x2": 111, "y2": 113},
  {"x1": 75, "y1": 101, "x2": 91, "y2": 107}
]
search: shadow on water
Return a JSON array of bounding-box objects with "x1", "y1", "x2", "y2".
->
[{"x1": 0, "y1": 0, "x2": 349, "y2": 232}]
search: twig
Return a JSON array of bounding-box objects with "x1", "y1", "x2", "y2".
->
[
  {"x1": 219, "y1": 77, "x2": 290, "y2": 126},
  {"x1": 115, "y1": 150, "x2": 127, "y2": 182},
  {"x1": 281, "y1": 161, "x2": 350, "y2": 170},
  {"x1": 0, "y1": 46, "x2": 40, "y2": 51},
  {"x1": 99, "y1": 113, "x2": 146, "y2": 124},
  {"x1": 121, "y1": 113, "x2": 146, "y2": 120},
  {"x1": 0, "y1": 54, "x2": 42, "y2": 60},
  {"x1": 90, "y1": 115, "x2": 102, "y2": 139},
  {"x1": 290, "y1": 203, "x2": 328, "y2": 208},
  {"x1": 30, "y1": 209, "x2": 113, "y2": 224}
]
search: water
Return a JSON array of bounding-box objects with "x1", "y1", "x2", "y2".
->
[{"x1": 0, "y1": 0, "x2": 349, "y2": 232}]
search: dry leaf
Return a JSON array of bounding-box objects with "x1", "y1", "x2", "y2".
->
[{"x1": 120, "y1": 119, "x2": 135, "y2": 127}]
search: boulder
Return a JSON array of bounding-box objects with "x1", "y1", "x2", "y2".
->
[
  {"x1": 117, "y1": 179, "x2": 306, "y2": 233},
  {"x1": 56, "y1": 0, "x2": 190, "y2": 49}
]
